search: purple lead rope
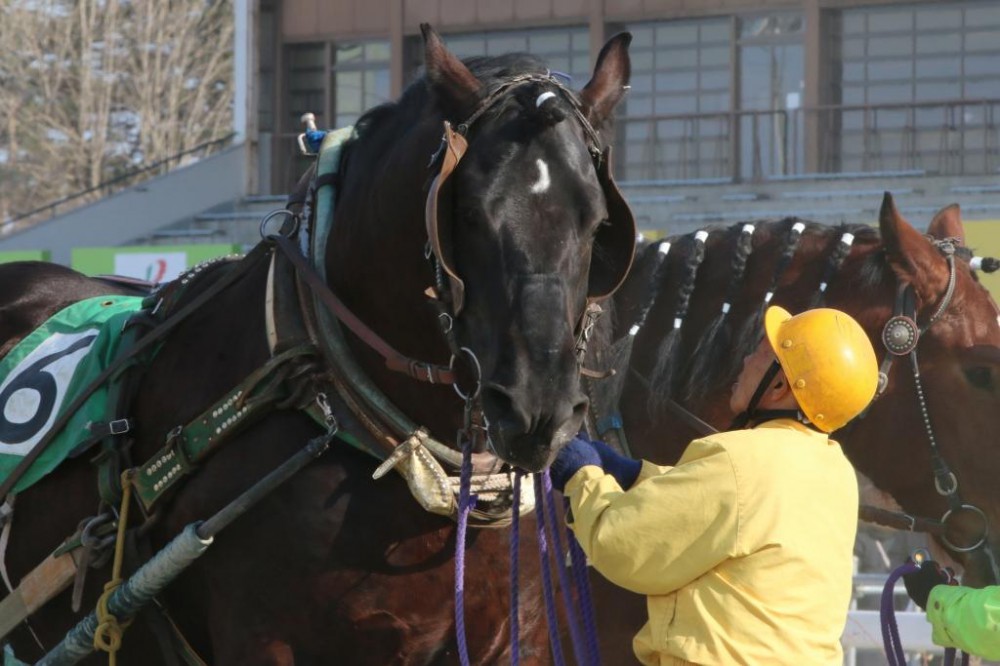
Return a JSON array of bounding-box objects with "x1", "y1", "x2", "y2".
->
[
  {"x1": 509, "y1": 471, "x2": 522, "y2": 666},
  {"x1": 454, "y1": 438, "x2": 476, "y2": 666},
  {"x1": 881, "y1": 562, "x2": 966, "y2": 666},
  {"x1": 541, "y1": 470, "x2": 594, "y2": 666},
  {"x1": 567, "y1": 525, "x2": 601, "y2": 665},
  {"x1": 880, "y1": 561, "x2": 918, "y2": 666},
  {"x1": 534, "y1": 473, "x2": 567, "y2": 666}
]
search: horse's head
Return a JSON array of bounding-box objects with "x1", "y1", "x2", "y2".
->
[
  {"x1": 855, "y1": 193, "x2": 1000, "y2": 585},
  {"x1": 421, "y1": 26, "x2": 634, "y2": 471}
]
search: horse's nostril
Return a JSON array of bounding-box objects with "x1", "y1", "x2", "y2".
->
[{"x1": 482, "y1": 384, "x2": 530, "y2": 432}]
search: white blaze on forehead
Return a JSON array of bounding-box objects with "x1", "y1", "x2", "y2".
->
[{"x1": 530, "y1": 158, "x2": 551, "y2": 194}]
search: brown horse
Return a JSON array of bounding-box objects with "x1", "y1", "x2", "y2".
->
[
  {"x1": 587, "y1": 193, "x2": 1000, "y2": 660},
  {"x1": 0, "y1": 26, "x2": 633, "y2": 664}
]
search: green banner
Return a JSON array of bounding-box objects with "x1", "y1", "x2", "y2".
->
[
  {"x1": 72, "y1": 244, "x2": 241, "y2": 282},
  {"x1": 0, "y1": 250, "x2": 50, "y2": 264},
  {"x1": 0, "y1": 295, "x2": 144, "y2": 492}
]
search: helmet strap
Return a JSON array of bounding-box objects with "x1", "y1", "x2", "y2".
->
[{"x1": 729, "y1": 360, "x2": 782, "y2": 430}]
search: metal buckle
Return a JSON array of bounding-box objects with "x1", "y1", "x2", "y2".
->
[{"x1": 108, "y1": 419, "x2": 131, "y2": 436}]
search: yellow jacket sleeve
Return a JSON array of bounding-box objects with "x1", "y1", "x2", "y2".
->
[
  {"x1": 563, "y1": 439, "x2": 740, "y2": 597},
  {"x1": 926, "y1": 585, "x2": 1000, "y2": 659}
]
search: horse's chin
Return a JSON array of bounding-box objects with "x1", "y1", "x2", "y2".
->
[
  {"x1": 485, "y1": 401, "x2": 583, "y2": 472},
  {"x1": 491, "y1": 435, "x2": 555, "y2": 473},
  {"x1": 489, "y1": 423, "x2": 577, "y2": 473}
]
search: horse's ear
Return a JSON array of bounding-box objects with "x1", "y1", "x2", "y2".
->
[
  {"x1": 421, "y1": 23, "x2": 481, "y2": 119},
  {"x1": 580, "y1": 32, "x2": 632, "y2": 129},
  {"x1": 927, "y1": 203, "x2": 965, "y2": 244},
  {"x1": 880, "y1": 192, "x2": 947, "y2": 300}
]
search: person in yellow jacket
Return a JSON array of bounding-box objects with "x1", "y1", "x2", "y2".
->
[
  {"x1": 903, "y1": 558, "x2": 1000, "y2": 659},
  {"x1": 550, "y1": 306, "x2": 880, "y2": 665}
]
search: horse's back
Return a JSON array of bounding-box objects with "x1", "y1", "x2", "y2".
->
[{"x1": 0, "y1": 262, "x2": 124, "y2": 357}]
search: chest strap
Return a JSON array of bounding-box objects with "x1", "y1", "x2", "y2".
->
[{"x1": 130, "y1": 344, "x2": 377, "y2": 511}]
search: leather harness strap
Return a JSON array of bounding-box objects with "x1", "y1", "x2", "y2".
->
[{"x1": 271, "y1": 234, "x2": 457, "y2": 385}]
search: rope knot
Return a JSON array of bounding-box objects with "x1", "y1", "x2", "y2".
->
[{"x1": 93, "y1": 579, "x2": 132, "y2": 660}]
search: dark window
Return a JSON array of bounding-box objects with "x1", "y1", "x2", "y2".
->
[
  {"x1": 332, "y1": 40, "x2": 391, "y2": 128},
  {"x1": 833, "y1": 1, "x2": 1000, "y2": 175},
  {"x1": 619, "y1": 17, "x2": 733, "y2": 181}
]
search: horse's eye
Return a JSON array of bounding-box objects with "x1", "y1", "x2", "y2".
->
[
  {"x1": 591, "y1": 218, "x2": 610, "y2": 238},
  {"x1": 963, "y1": 366, "x2": 993, "y2": 391}
]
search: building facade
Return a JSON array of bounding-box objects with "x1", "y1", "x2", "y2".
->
[{"x1": 256, "y1": 0, "x2": 1000, "y2": 197}]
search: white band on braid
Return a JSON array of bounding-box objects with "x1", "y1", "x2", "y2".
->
[
  {"x1": 695, "y1": 230, "x2": 709, "y2": 243},
  {"x1": 742, "y1": 224, "x2": 756, "y2": 235},
  {"x1": 658, "y1": 241, "x2": 671, "y2": 255},
  {"x1": 791, "y1": 222, "x2": 806, "y2": 234},
  {"x1": 971, "y1": 256, "x2": 984, "y2": 271},
  {"x1": 841, "y1": 232, "x2": 855, "y2": 246},
  {"x1": 535, "y1": 91, "x2": 557, "y2": 108}
]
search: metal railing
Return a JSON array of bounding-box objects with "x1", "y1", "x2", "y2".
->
[
  {"x1": 617, "y1": 98, "x2": 1000, "y2": 183},
  {"x1": 3, "y1": 133, "x2": 238, "y2": 234}
]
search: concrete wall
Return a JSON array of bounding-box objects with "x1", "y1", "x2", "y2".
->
[
  {"x1": 0, "y1": 144, "x2": 248, "y2": 266},
  {"x1": 280, "y1": 0, "x2": 935, "y2": 40}
]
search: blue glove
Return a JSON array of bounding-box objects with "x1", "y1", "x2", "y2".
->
[
  {"x1": 589, "y1": 438, "x2": 642, "y2": 490},
  {"x1": 549, "y1": 436, "x2": 600, "y2": 492}
]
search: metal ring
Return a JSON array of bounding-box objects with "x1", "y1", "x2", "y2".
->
[
  {"x1": 940, "y1": 504, "x2": 990, "y2": 553},
  {"x1": 80, "y1": 513, "x2": 113, "y2": 549},
  {"x1": 449, "y1": 347, "x2": 482, "y2": 402},
  {"x1": 934, "y1": 471, "x2": 959, "y2": 497},
  {"x1": 259, "y1": 210, "x2": 299, "y2": 241},
  {"x1": 438, "y1": 313, "x2": 454, "y2": 334}
]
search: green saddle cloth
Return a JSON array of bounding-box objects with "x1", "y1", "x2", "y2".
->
[{"x1": 0, "y1": 295, "x2": 144, "y2": 492}]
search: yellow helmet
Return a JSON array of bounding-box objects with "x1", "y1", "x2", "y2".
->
[{"x1": 764, "y1": 306, "x2": 879, "y2": 433}]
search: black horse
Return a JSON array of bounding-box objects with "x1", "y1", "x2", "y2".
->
[{"x1": 0, "y1": 26, "x2": 634, "y2": 664}]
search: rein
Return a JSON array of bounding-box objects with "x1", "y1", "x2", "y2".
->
[{"x1": 271, "y1": 235, "x2": 457, "y2": 385}]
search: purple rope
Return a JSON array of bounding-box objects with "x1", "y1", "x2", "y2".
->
[
  {"x1": 567, "y1": 528, "x2": 601, "y2": 665},
  {"x1": 454, "y1": 437, "x2": 476, "y2": 666},
  {"x1": 541, "y1": 470, "x2": 590, "y2": 665},
  {"x1": 509, "y1": 471, "x2": 522, "y2": 666},
  {"x1": 881, "y1": 561, "x2": 918, "y2": 666},
  {"x1": 881, "y1": 562, "x2": 968, "y2": 666},
  {"x1": 533, "y1": 474, "x2": 566, "y2": 666}
]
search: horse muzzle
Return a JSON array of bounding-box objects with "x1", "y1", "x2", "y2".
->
[{"x1": 481, "y1": 381, "x2": 588, "y2": 472}]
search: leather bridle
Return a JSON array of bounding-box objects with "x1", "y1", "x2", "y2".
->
[{"x1": 871, "y1": 238, "x2": 998, "y2": 582}]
